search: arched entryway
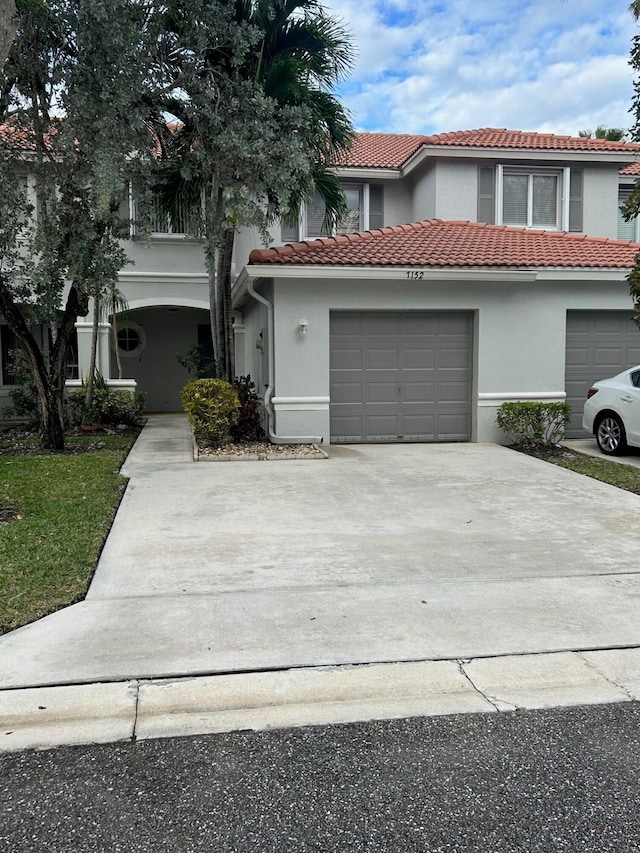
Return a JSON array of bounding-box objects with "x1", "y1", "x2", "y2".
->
[{"x1": 110, "y1": 305, "x2": 212, "y2": 412}]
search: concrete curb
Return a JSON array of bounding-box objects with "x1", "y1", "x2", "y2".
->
[{"x1": 2, "y1": 649, "x2": 639, "y2": 753}]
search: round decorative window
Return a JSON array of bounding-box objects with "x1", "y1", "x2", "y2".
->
[{"x1": 114, "y1": 322, "x2": 146, "y2": 357}]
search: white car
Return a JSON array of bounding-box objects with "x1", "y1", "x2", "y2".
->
[{"x1": 582, "y1": 366, "x2": 640, "y2": 455}]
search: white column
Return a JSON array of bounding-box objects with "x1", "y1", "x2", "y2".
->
[{"x1": 75, "y1": 320, "x2": 113, "y2": 380}]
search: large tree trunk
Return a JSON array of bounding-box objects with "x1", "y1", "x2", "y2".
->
[
  {"x1": 0, "y1": 274, "x2": 88, "y2": 449},
  {"x1": 218, "y1": 226, "x2": 236, "y2": 383},
  {"x1": 204, "y1": 178, "x2": 222, "y2": 379},
  {"x1": 204, "y1": 180, "x2": 236, "y2": 384}
]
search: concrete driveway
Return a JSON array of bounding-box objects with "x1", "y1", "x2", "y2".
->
[{"x1": 2, "y1": 419, "x2": 640, "y2": 692}]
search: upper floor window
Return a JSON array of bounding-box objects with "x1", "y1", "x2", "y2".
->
[
  {"x1": 478, "y1": 166, "x2": 583, "y2": 232},
  {"x1": 282, "y1": 183, "x2": 384, "y2": 242},
  {"x1": 127, "y1": 187, "x2": 202, "y2": 238},
  {"x1": 618, "y1": 186, "x2": 639, "y2": 240},
  {"x1": 502, "y1": 171, "x2": 559, "y2": 228}
]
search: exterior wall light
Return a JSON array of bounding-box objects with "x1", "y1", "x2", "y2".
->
[{"x1": 298, "y1": 319, "x2": 309, "y2": 336}]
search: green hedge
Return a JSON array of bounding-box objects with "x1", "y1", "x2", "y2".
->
[
  {"x1": 181, "y1": 378, "x2": 239, "y2": 447},
  {"x1": 496, "y1": 401, "x2": 571, "y2": 447}
]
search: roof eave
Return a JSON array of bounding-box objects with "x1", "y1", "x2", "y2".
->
[
  {"x1": 399, "y1": 144, "x2": 640, "y2": 176},
  {"x1": 334, "y1": 166, "x2": 401, "y2": 180},
  {"x1": 239, "y1": 263, "x2": 633, "y2": 284}
]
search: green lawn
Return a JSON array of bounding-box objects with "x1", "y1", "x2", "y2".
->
[
  {"x1": 0, "y1": 434, "x2": 136, "y2": 635},
  {"x1": 547, "y1": 449, "x2": 640, "y2": 493}
]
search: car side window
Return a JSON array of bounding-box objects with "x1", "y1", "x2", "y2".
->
[{"x1": 632, "y1": 371, "x2": 640, "y2": 388}]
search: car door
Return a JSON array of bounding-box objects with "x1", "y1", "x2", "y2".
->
[{"x1": 621, "y1": 370, "x2": 640, "y2": 446}]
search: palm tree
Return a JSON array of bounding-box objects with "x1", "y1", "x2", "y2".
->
[
  {"x1": 578, "y1": 126, "x2": 627, "y2": 141},
  {"x1": 155, "y1": 0, "x2": 355, "y2": 383}
]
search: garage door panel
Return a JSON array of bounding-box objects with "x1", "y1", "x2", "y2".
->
[
  {"x1": 331, "y1": 347, "x2": 363, "y2": 370},
  {"x1": 331, "y1": 311, "x2": 472, "y2": 443},
  {"x1": 332, "y1": 314, "x2": 363, "y2": 336},
  {"x1": 436, "y1": 413, "x2": 471, "y2": 440},
  {"x1": 366, "y1": 348, "x2": 399, "y2": 370},
  {"x1": 366, "y1": 315, "x2": 399, "y2": 336},
  {"x1": 438, "y1": 381, "x2": 471, "y2": 403},
  {"x1": 331, "y1": 416, "x2": 364, "y2": 442},
  {"x1": 439, "y1": 348, "x2": 471, "y2": 369},
  {"x1": 565, "y1": 347, "x2": 589, "y2": 366},
  {"x1": 436, "y1": 316, "x2": 469, "y2": 335},
  {"x1": 403, "y1": 382, "x2": 434, "y2": 402},
  {"x1": 367, "y1": 383, "x2": 398, "y2": 403},
  {"x1": 366, "y1": 413, "x2": 401, "y2": 439},
  {"x1": 402, "y1": 314, "x2": 438, "y2": 335},
  {"x1": 331, "y1": 383, "x2": 363, "y2": 404},
  {"x1": 403, "y1": 348, "x2": 435, "y2": 369},
  {"x1": 565, "y1": 310, "x2": 640, "y2": 437}
]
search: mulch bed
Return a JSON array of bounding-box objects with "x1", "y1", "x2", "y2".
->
[
  {"x1": 0, "y1": 426, "x2": 140, "y2": 456},
  {"x1": 197, "y1": 440, "x2": 327, "y2": 461}
]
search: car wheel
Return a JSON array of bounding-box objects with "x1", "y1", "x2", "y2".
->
[{"x1": 596, "y1": 413, "x2": 627, "y2": 455}]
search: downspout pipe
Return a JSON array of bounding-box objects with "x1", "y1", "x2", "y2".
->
[{"x1": 246, "y1": 276, "x2": 323, "y2": 445}]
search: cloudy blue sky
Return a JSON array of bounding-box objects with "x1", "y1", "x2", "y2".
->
[{"x1": 328, "y1": 0, "x2": 640, "y2": 137}]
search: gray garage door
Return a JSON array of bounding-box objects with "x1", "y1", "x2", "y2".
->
[
  {"x1": 330, "y1": 311, "x2": 473, "y2": 443},
  {"x1": 565, "y1": 310, "x2": 640, "y2": 437}
]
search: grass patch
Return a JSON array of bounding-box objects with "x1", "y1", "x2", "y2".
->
[
  {"x1": 518, "y1": 445, "x2": 640, "y2": 494},
  {"x1": 547, "y1": 450, "x2": 640, "y2": 493},
  {"x1": 0, "y1": 434, "x2": 136, "y2": 635}
]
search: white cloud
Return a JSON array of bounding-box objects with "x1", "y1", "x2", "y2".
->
[{"x1": 328, "y1": 0, "x2": 640, "y2": 135}]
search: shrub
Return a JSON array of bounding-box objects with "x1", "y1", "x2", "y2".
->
[
  {"x1": 68, "y1": 381, "x2": 145, "y2": 427},
  {"x1": 176, "y1": 344, "x2": 217, "y2": 379},
  {"x1": 181, "y1": 378, "x2": 239, "y2": 447},
  {"x1": 99, "y1": 390, "x2": 146, "y2": 426},
  {"x1": 2, "y1": 349, "x2": 39, "y2": 427},
  {"x1": 230, "y1": 375, "x2": 265, "y2": 443},
  {"x1": 496, "y1": 401, "x2": 571, "y2": 447}
]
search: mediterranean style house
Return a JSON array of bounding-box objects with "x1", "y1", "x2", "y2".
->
[{"x1": 3, "y1": 127, "x2": 640, "y2": 444}]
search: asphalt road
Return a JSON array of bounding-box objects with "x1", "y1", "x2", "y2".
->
[{"x1": 2, "y1": 703, "x2": 639, "y2": 853}]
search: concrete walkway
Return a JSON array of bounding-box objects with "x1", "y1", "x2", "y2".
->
[{"x1": 2, "y1": 415, "x2": 640, "y2": 751}]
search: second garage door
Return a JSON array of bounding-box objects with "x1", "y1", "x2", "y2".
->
[
  {"x1": 330, "y1": 311, "x2": 473, "y2": 443},
  {"x1": 565, "y1": 310, "x2": 640, "y2": 437}
]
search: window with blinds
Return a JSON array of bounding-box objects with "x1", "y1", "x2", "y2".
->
[
  {"x1": 618, "y1": 186, "x2": 638, "y2": 240},
  {"x1": 281, "y1": 183, "x2": 384, "y2": 242},
  {"x1": 502, "y1": 171, "x2": 558, "y2": 228}
]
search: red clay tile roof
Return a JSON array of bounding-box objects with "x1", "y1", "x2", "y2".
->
[
  {"x1": 249, "y1": 220, "x2": 640, "y2": 269},
  {"x1": 421, "y1": 128, "x2": 640, "y2": 152},
  {"x1": 621, "y1": 162, "x2": 640, "y2": 176},
  {"x1": 0, "y1": 119, "x2": 60, "y2": 151},
  {"x1": 337, "y1": 129, "x2": 640, "y2": 169},
  {"x1": 334, "y1": 133, "x2": 426, "y2": 168}
]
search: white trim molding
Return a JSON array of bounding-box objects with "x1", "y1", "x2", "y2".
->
[
  {"x1": 272, "y1": 396, "x2": 330, "y2": 412},
  {"x1": 478, "y1": 391, "x2": 567, "y2": 407}
]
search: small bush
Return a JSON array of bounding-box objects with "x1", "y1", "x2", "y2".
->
[
  {"x1": 3, "y1": 349, "x2": 39, "y2": 427},
  {"x1": 182, "y1": 378, "x2": 239, "y2": 447},
  {"x1": 496, "y1": 401, "x2": 571, "y2": 447},
  {"x1": 99, "y1": 390, "x2": 146, "y2": 426},
  {"x1": 68, "y1": 382, "x2": 145, "y2": 427},
  {"x1": 230, "y1": 375, "x2": 265, "y2": 443}
]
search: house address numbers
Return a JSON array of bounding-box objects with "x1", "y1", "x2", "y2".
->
[{"x1": 405, "y1": 270, "x2": 425, "y2": 279}]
